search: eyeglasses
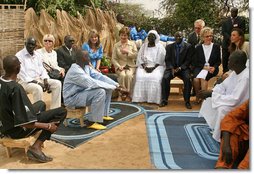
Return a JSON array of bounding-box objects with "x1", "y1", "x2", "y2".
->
[
  {"x1": 44, "y1": 40, "x2": 53, "y2": 42},
  {"x1": 205, "y1": 35, "x2": 213, "y2": 38}
]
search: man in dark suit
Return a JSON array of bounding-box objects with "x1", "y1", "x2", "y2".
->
[
  {"x1": 160, "y1": 31, "x2": 192, "y2": 109},
  {"x1": 56, "y1": 35, "x2": 76, "y2": 73},
  {"x1": 188, "y1": 19, "x2": 205, "y2": 48},
  {"x1": 188, "y1": 19, "x2": 205, "y2": 96},
  {"x1": 221, "y1": 7, "x2": 245, "y2": 73}
]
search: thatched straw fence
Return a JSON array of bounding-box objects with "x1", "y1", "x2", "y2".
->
[{"x1": 0, "y1": 5, "x2": 118, "y2": 75}]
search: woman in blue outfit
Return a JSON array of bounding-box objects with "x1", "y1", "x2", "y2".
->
[{"x1": 82, "y1": 29, "x2": 103, "y2": 71}]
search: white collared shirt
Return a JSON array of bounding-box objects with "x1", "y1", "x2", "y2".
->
[
  {"x1": 65, "y1": 46, "x2": 72, "y2": 55},
  {"x1": 16, "y1": 47, "x2": 49, "y2": 82}
]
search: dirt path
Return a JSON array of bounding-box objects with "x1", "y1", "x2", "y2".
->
[
  {"x1": 0, "y1": 93, "x2": 203, "y2": 169},
  {"x1": 0, "y1": 74, "x2": 218, "y2": 170}
]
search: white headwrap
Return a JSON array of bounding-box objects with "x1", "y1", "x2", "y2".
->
[
  {"x1": 146, "y1": 30, "x2": 160, "y2": 44},
  {"x1": 137, "y1": 30, "x2": 166, "y2": 66}
]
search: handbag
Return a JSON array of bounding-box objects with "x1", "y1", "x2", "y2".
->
[{"x1": 42, "y1": 62, "x2": 62, "y2": 80}]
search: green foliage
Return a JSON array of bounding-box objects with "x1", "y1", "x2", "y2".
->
[
  {"x1": 161, "y1": 0, "x2": 221, "y2": 34},
  {"x1": 2, "y1": 0, "x2": 107, "y2": 18},
  {"x1": 161, "y1": 0, "x2": 249, "y2": 35},
  {"x1": 244, "y1": 34, "x2": 249, "y2": 42},
  {"x1": 109, "y1": 3, "x2": 162, "y2": 33},
  {"x1": 6, "y1": 0, "x2": 104, "y2": 17},
  {"x1": 100, "y1": 56, "x2": 111, "y2": 67},
  {"x1": 25, "y1": 0, "x2": 81, "y2": 17},
  {"x1": 2, "y1": 0, "x2": 250, "y2": 37},
  {"x1": 0, "y1": 0, "x2": 23, "y2": 3}
]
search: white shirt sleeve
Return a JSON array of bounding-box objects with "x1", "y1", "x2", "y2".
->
[{"x1": 212, "y1": 71, "x2": 249, "y2": 108}]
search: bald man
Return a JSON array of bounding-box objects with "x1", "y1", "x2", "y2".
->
[
  {"x1": 215, "y1": 100, "x2": 249, "y2": 169},
  {"x1": 198, "y1": 50, "x2": 249, "y2": 142},
  {"x1": 63, "y1": 50, "x2": 124, "y2": 130}
]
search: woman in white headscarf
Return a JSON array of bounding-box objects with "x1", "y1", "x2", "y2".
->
[{"x1": 132, "y1": 30, "x2": 166, "y2": 104}]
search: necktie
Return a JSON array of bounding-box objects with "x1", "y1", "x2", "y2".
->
[
  {"x1": 232, "y1": 18, "x2": 235, "y2": 25},
  {"x1": 176, "y1": 45, "x2": 180, "y2": 67}
]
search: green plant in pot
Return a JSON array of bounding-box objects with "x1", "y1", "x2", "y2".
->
[{"x1": 100, "y1": 56, "x2": 111, "y2": 74}]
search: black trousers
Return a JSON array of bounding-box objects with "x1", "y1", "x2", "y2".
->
[
  {"x1": 5, "y1": 101, "x2": 67, "y2": 142},
  {"x1": 161, "y1": 69, "x2": 192, "y2": 103},
  {"x1": 222, "y1": 47, "x2": 230, "y2": 73}
]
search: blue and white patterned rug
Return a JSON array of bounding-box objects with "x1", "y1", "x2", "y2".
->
[
  {"x1": 51, "y1": 102, "x2": 145, "y2": 148},
  {"x1": 145, "y1": 111, "x2": 220, "y2": 169}
]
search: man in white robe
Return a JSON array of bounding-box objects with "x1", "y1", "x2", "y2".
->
[{"x1": 198, "y1": 50, "x2": 249, "y2": 142}]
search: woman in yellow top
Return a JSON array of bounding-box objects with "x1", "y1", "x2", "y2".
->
[{"x1": 111, "y1": 26, "x2": 138, "y2": 94}]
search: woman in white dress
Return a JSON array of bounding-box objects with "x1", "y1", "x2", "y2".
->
[{"x1": 132, "y1": 30, "x2": 166, "y2": 104}]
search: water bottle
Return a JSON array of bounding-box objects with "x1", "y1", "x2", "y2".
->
[{"x1": 204, "y1": 62, "x2": 210, "y2": 70}]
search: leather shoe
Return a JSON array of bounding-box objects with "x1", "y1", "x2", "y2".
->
[
  {"x1": 42, "y1": 152, "x2": 53, "y2": 161},
  {"x1": 87, "y1": 122, "x2": 107, "y2": 130},
  {"x1": 103, "y1": 116, "x2": 114, "y2": 121},
  {"x1": 185, "y1": 102, "x2": 192, "y2": 109},
  {"x1": 27, "y1": 148, "x2": 52, "y2": 163},
  {"x1": 159, "y1": 101, "x2": 168, "y2": 107}
]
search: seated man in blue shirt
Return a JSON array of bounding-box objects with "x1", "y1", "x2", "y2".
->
[{"x1": 63, "y1": 50, "x2": 126, "y2": 130}]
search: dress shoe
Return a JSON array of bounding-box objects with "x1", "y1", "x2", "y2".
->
[
  {"x1": 42, "y1": 152, "x2": 53, "y2": 161},
  {"x1": 27, "y1": 148, "x2": 52, "y2": 163},
  {"x1": 87, "y1": 122, "x2": 107, "y2": 130},
  {"x1": 185, "y1": 102, "x2": 192, "y2": 109},
  {"x1": 103, "y1": 116, "x2": 114, "y2": 121},
  {"x1": 159, "y1": 101, "x2": 168, "y2": 107}
]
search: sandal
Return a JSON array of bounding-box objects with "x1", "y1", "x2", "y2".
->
[
  {"x1": 116, "y1": 86, "x2": 130, "y2": 96},
  {"x1": 121, "y1": 94, "x2": 128, "y2": 101},
  {"x1": 194, "y1": 98, "x2": 203, "y2": 105}
]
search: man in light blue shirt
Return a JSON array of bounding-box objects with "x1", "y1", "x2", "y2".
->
[{"x1": 63, "y1": 50, "x2": 120, "y2": 130}]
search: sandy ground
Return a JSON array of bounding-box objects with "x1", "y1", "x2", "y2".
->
[{"x1": 0, "y1": 78, "x2": 217, "y2": 169}]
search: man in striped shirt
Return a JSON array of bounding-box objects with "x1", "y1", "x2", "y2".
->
[{"x1": 63, "y1": 50, "x2": 120, "y2": 130}]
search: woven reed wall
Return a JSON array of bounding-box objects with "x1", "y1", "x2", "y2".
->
[{"x1": 0, "y1": 4, "x2": 25, "y2": 75}]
